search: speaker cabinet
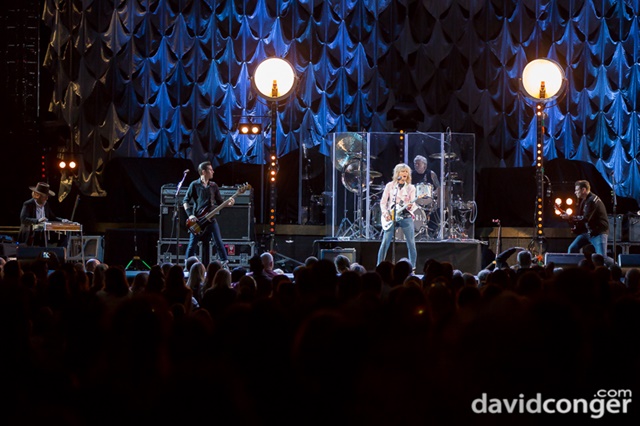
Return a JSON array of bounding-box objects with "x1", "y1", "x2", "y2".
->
[
  {"x1": 160, "y1": 205, "x2": 254, "y2": 241},
  {"x1": 629, "y1": 215, "x2": 640, "y2": 242},
  {"x1": 320, "y1": 248, "x2": 357, "y2": 264},
  {"x1": 618, "y1": 254, "x2": 640, "y2": 267},
  {"x1": 0, "y1": 243, "x2": 18, "y2": 259},
  {"x1": 17, "y1": 246, "x2": 67, "y2": 269},
  {"x1": 217, "y1": 205, "x2": 254, "y2": 241},
  {"x1": 608, "y1": 214, "x2": 623, "y2": 241},
  {"x1": 544, "y1": 253, "x2": 584, "y2": 268},
  {"x1": 67, "y1": 236, "x2": 105, "y2": 262},
  {"x1": 159, "y1": 204, "x2": 190, "y2": 240}
]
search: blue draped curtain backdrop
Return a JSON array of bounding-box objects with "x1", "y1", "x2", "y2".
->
[{"x1": 42, "y1": 0, "x2": 640, "y2": 205}]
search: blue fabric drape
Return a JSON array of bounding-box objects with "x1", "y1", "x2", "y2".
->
[{"x1": 42, "y1": 0, "x2": 640, "y2": 206}]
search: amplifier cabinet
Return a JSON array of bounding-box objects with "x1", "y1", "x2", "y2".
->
[
  {"x1": 544, "y1": 253, "x2": 584, "y2": 268},
  {"x1": 160, "y1": 184, "x2": 188, "y2": 206},
  {"x1": 163, "y1": 205, "x2": 254, "y2": 241},
  {"x1": 211, "y1": 241, "x2": 255, "y2": 268},
  {"x1": 162, "y1": 184, "x2": 252, "y2": 206},
  {"x1": 160, "y1": 204, "x2": 254, "y2": 245},
  {"x1": 220, "y1": 186, "x2": 253, "y2": 205},
  {"x1": 320, "y1": 248, "x2": 357, "y2": 264},
  {"x1": 159, "y1": 204, "x2": 191, "y2": 240},
  {"x1": 629, "y1": 215, "x2": 640, "y2": 242},
  {"x1": 608, "y1": 214, "x2": 623, "y2": 241},
  {"x1": 67, "y1": 235, "x2": 104, "y2": 263},
  {"x1": 217, "y1": 205, "x2": 254, "y2": 241},
  {"x1": 17, "y1": 246, "x2": 67, "y2": 269}
]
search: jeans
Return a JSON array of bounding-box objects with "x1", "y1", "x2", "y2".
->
[
  {"x1": 568, "y1": 232, "x2": 613, "y2": 264},
  {"x1": 186, "y1": 220, "x2": 227, "y2": 265},
  {"x1": 377, "y1": 216, "x2": 417, "y2": 268}
]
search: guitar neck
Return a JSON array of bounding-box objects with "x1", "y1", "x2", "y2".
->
[{"x1": 203, "y1": 194, "x2": 237, "y2": 221}]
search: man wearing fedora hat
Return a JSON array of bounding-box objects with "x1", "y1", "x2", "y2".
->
[{"x1": 19, "y1": 182, "x2": 68, "y2": 246}]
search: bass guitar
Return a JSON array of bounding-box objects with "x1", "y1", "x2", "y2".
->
[
  {"x1": 554, "y1": 202, "x2": 586, "y2": 234},
  {"x1": 186, "y1": 183, "x2": 251, "y2": 235},
  {"x1": 380, "y1": 195, "x2": 424, "y2": 231}
]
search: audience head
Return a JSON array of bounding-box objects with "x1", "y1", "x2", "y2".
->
[
  {"x1": 213, "y1": 268, "x2": 232, "y2": 289},
  {"x1": 260, "y1": 252, "x2": 275, "y2": 272},
  {"x1": 625, "y1": 268, "x2": 640, "y2": 293},
  {"x1": 350, "y1": 262, "x2": 366, "y2": 275},
  {"x1": 517, "y1": 250, "x2": 532, "y2": 268},
  {"x1": 304, "y1": 256, "x2": 319, "y2": 267},
  {"x1": 334, "y1": 254, "x2": 351, "y2": 274},
  {"x1": 248, "y1": 254, "x2": 264, "y2": 273},
  {"x1": 186, "y1": 255, "x2": 200, "y2": 272},
  {"x1": 393, "y1": 259, "x2": 413, "y2": 286},
  {"x1": 231, "y1": 266, "x2": 247, "y2": 284},
  {"x1": 85, "y1": 258, "x2": 101, "y2": 273}
]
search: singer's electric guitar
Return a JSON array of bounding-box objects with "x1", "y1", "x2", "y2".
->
[
  {"x1": 380, "y1": 195, "x2": 426, "y2": 231},
  {"x1": 554, "y1": 202, "x2": 587, "y2": 234},
  {"x1": 186, "y1": 183, "x2": 251, "y2": 235}
]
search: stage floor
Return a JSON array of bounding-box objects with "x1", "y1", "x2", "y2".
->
[{"x1": 315, "y1": 239, "x2": 487, "y2": 273}]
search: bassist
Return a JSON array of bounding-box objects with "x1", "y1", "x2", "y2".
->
[{"x1": 183, "y1": 161, "x2": 234, "y2": 266}]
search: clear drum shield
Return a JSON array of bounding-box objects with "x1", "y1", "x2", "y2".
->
[{"x1": 405, "y1": 132, "x2": 476, "y2": 241}]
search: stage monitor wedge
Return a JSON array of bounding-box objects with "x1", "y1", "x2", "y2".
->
[{"x1": 544, "y1": 252, "x2": 584, "y2": 268}]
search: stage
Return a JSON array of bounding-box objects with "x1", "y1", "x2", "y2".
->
[{"x1": 314, "y1": 239, "x2": 487, "y2": 274}]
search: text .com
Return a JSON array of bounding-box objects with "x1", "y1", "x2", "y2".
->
[{"x1": 472, "y1": 390, "x2": 632, "y2": 419}]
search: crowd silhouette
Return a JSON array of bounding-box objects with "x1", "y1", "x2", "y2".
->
[{"x1": 0, "y1": 249, "x2": 639, "y2": 425}]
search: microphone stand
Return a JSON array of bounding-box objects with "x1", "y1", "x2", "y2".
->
[
  {"x1": 174, "y1": 169, "x2": 189, "y2": 262},
  {"x1": 126, "y1": 205, "x2": 151, "y2": 271},
  {"x1": 391, "y1": 180, "x2": 400, "y2": 264}
]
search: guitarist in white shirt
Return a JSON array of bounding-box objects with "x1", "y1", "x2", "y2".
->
[
  {"x1": 183, "y1": 161, "x2": 235, "y2": 266},
  {"x1": 376, "y1": 163, "x2": 418, "y2": 269}
]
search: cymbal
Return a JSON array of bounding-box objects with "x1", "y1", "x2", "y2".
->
[
  {"x1": 430, "y1": 152, "x2": 457, "y2": 160},
  {"x1": 451, "y1": 179, "x2": 463, "y2": 184},
  {"x1": 369, "y1": 170, "x2": 382, "y2": 178},
  {"x1": 334, "y1": 133, "x2": 364, "y2": 171}
]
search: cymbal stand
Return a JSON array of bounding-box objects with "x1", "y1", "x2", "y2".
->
[
  {"x1": 337, "y1": 141, "x2": 373, "y2": 240},
  {"x1": 442, "y1": 151, "x2": 462, "y2": 240},
  {"x1": 354, "y1": 158, "x2": 378, "y2": 240},
  {"x1": 339, "y1": 177, "x2": 366, "y2": 239},
  {"x1": 336, "y1": 187, "x2": 354, "y2": 238}
]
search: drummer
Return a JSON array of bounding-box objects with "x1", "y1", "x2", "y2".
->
[
  {"x1": 412, "y1": 155, "x2": 439, "y2": 187},
  {"x1": 412, "y1": 155, "x2": 440, "y2": 206}
]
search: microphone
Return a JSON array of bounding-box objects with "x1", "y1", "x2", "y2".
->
[
  {"x1": 492, "y1": 219, "x2": 500, "y2": 224},
  {"x1": 183, "y1": 169, "x2": 189, "y2": 174},
  {"x1": 397, "y1": 176, "x2": 403, "y2": 181}
]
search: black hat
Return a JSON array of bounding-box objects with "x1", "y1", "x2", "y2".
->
[{"x1": 30, "y1": 182, "x2": 55, "y2": 197}]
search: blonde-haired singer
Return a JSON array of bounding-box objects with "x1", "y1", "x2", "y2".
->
[{"x1": 377, "y1": 163, "x2": 418, "y2": 268}]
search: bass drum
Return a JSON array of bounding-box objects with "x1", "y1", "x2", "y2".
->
[
  {"x1": 416, "y1": 183, "x2": 434, "y2": 208},
  {"x1": 394, "y1": 208, "x2": 427, "y2": 241}
]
